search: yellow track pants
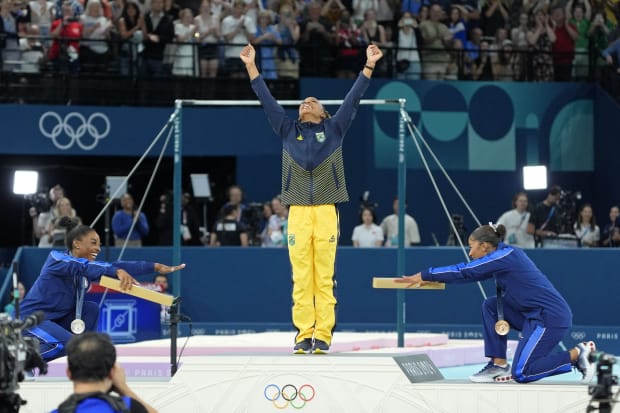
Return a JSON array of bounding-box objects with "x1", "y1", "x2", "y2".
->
[{"x1": 287, "y1": 204, "x2": 338, "y2": 345}]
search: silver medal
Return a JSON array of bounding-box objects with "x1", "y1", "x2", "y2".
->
[{"x1": 71, "y1": 319, "x2": 86, "y2": 334}]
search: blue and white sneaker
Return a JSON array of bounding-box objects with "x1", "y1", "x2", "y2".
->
[
  {"x1": 469, "y1": 361, "x2": 512, "y2": 383},
  {"x1": 312, "y1": 339, "x2": 330, "y2": 354},
  {"x1": 293, "y1": 338, "x2": 313, "y2": 354},
  {"x1": 576, "y1": 341, "x2": 596, "y2": 383}
]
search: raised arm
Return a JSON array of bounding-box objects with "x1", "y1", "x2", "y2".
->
[
  {"x1": 240, "y1": 43, "x2": 260, "y2": 79},
  {"x1": 240, "y1": 43, "x2": 292, "y2": 137}
]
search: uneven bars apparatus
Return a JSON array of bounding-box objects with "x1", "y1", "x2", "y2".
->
[{"x1": 171, "y1": 96, "x2": 410, "y2": 346}]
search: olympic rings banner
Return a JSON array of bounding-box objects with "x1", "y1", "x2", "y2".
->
[
  {"x1": 0, "y1": 79, "x2": 601, "y2": 172},
  {"x1": 1, "y1": 104, "x2": 283, "y2": 156}
]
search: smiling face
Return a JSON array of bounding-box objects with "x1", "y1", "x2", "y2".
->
[
  {"x1": 72, "y1": 230, "x2": 101, "y2": 261},
  {"x1": 298, "y1": 97, "x2": 325, "y2": 123}
]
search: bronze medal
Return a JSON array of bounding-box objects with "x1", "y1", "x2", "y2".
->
[{"x1": 495, "y1": 320, "x2": 510, "y2": 336}]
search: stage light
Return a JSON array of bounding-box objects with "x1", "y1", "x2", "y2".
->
[
  {"x1": 13, "y1": 170, "x2": 38, "y2": 195},
  {"x1": 523, "y1": 165, "x2": 547, "y2": 190}
]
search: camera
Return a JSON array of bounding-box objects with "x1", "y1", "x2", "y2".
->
[
  {"x1": 446, "y1": 213, "x2": 467, "y2": 246},
  {"x1": 0, "y1": 311, "x2": 47, "y2": 413},
  {"x1": 557, "y1": 190, "x2": 582, "y2": 234},
  {"x1": 360, "y1": 191, "x2": 379, "y2": 211},
  {"x1": 24, "y1": 192, "x2": 51, "y2": 215},
  {"x1": 587, "y1": 351, "x2": 618, "y2": 413}
]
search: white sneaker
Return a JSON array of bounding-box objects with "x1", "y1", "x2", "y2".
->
[
  {"x1": 469, "y1": 362, "x2": 513, "y2": 383},
  {"x1": 576, "y1": 341, "x2": 596, "y2": 383}
]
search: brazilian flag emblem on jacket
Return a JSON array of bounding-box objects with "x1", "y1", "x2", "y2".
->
[
  {"x1": 315, "y1": 132, "x2": 326, "y2": 143},
  {"x1": 288, "y1": 234, "x2": 295, "y2": 246}
]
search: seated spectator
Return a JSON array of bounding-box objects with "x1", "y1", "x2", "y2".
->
[
  {"x1": 1, "y1": 0, "x2": 23, "y2": 72},
  {"x1": 331, "y1": 10, "x2": 363, "y2": 79},
  {"x1": 262, "y1": 195, "x2": 288, "y2": 247},
  {"x1": 566, "y1": 0, "x2": 591, "y2": 80},
  {"x1": 172, "y1": 8, "x2": 197, "y2": 76},
  {"x1": 112, "y1": 193, "x2": 150, "y2": 247},
  {"x1": 395, "y1": 11, "x2": 421, "y2": 80},
  {"x1": 472, "y1": 39, "x2": 496, "y2": 80},
  {"x1": 527, "y1": 8, "x2": 555, "y2": 82},
  {"x1": 380, "y1": 197, "x2": 421, "y2": 247},
  {"x1": 49, "y1": 0, "x2": 84, "y2": 74},
  {"x1": 352, "y1": 206, "x2": 383, "y2": 247},
  {"x1": 210, "y1": 204, "x2": 249, "y2": 246},
  {"x1": 601, "y1": 205, "x2": 620, "y2": 247},
  {"x1": 511, "y1": 12, "x2": 529, "y2": 80},
  {"x1": 527, "y1": 185, "x2": 563, "y2": 248},
  {"x1": 463, "y1": 26, "x2": 483, "y2": 79},
  {"x1": 495, "y1": 39, "x2": 517, "y2": 81},
  {"x1": 29, "y1": 0, "x2": 56, "y2": 43},
  {"x1": 80, "y1": 0, "x2": 112, "y2": 72},
  {"x1": 419, "y1": 4, "x2": 452, "y2": 80},
  {"x1": 550, "y1": 6, "x2": 577, "y2": 82},
  {"x1": 141, "y1": 0, "x2": 175, "y2": 76},
  {"x1": 48, "y1": 197, "x2": 81, "y2": 248},
  {"x1": 221, "y1": 0, "x2": 256, "y2": 78},
  {"x1": 51, "y1": 332, "x2": 157, "y2": 413},
  {"x1": 480, "y1": 0, "x2": 508, "y2": 38},
  {"x1": 351, "y1": 0, "x2": 375, "y2": 26},
  {"x1": 496, "y1": 191, "x2": 535, "y2": 248},
  {"x1": 195, "y1": 0, "x2": 220, "y2": 78},
  {"x1": 601, "y1": 31, "x2": 620, "y2": 97},
  {"x1": 447, "y1": 5, "x2": 467, "y2": 47},
  {"x1": 3, "y1": 281, "x2": 26, "y2": 317},
  {"x1": 275, "y1": 3, "x2": 299, "y2": 78},
  {"x1": 18, "y1": 24, "x2": 45, "y2": 73},
  {"x1": 118, "y1": 1, "x2": 144, "y2": 76},
  {"x1": 573, "y1": 203, "x2": 600, "y2": 247},
  {"x1": 360, "y1": 9, "x2": 389, "y2": 74},
  {"x1": 253, "y1": 9, "x2": 281, "y2": 79},
  {"x1": 298, "y1": 1, "x2": 332, "y2": 77}
]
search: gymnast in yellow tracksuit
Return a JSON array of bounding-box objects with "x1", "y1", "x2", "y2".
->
[{"x1": 241, "y1": 43, "x2": 383, "y2": 353}]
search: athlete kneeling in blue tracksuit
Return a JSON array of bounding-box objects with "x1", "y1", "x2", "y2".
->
[
  {"x1": 20, "y1": 216, "x2": 185, "y2": 362},
  {"x1": 397, "y1": 223, "x2": 596, "y2": 383}
]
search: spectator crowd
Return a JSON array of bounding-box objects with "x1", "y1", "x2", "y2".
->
[
  {"x1": 27, "y1": 183, "x2": 620, "y2": 249},
  {"x1": 1, "y1": 0, "x2": 620, "y2": 83}
]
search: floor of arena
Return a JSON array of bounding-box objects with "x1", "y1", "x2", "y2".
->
[{"x1": 17, "y1": 332, "x2": 610, "y2": 413}]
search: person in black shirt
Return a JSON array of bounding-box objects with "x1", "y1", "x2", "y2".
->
[
  {"x1": 527, "y1": 186, "x2": 562, "y2": 247},
  {"x1": 210, "y1": 204, "x2": 249, "y2": 246}
]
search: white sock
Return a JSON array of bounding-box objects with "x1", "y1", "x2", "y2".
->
[{"x1": 494, "y1": 363, "x2": 508, "y2": 368}]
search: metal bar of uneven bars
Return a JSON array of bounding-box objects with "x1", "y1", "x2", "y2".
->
[{"x1": 176, "y1": 99, "x2": 402, "y2": 106}]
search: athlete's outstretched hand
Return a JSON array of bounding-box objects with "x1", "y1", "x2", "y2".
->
[
  {"x1": 154, "y1": 263, "x2": 186, "y2": 274},
  {"x1": 366, "y1": 44, "x2": 383, "y2": 65},
  {"x1": 394, "y1": 272, "x2": 431, "y2": 289},
  {"x1": 240, "y1": 44, "x2": 256, "y2": 64}
]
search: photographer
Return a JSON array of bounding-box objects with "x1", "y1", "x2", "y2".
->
[
  {"x1": 51, "y1": 332, "x2": 157, "y2": 413},
  {"x1": 29, "y1": 184, "x2": 65, "y2": 248},
  {"x1": 20, "y1": 217, "x2": 185, "y2": 362},
  {"x1": 527, "y1": 185, "x2": 563, "y2": 248}
]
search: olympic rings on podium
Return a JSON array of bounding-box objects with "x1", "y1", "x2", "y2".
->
[{"x1": 264, "y1": 383, "x2": 316, "y2": 409}]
